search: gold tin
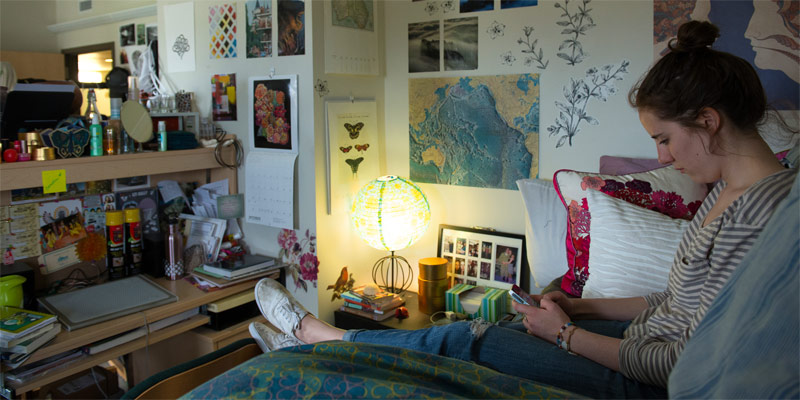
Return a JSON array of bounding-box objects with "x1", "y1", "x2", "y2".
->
[
  {"x1": 418, "y1": 257, "x2": 448, "y2": 314},
  {"x1": 418, "y1": 257, "x2": 447, "y2": 280},
  {"x1": 34, "y1": 147, "x2": 56, "y2": 161}
]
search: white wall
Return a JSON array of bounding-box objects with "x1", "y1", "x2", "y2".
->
[
  {"x1": 0, "y1": 0, "x2": 59, "y2": 52},
  {"x1": 312, "y1": 0, "x2": 658, "y2": 319}
]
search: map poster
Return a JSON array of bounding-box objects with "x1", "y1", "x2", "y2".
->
[
  {"x1": 409, "y1": 74, "x2": 540, "y2": 190},
  {"x1": 325, "y1": 100, "x2": 380, "y2": 214}
]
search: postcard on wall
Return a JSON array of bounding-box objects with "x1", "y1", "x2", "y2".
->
[
  {"x1": 38, "y1": 199, "x2": 83, "y2": 228},
  {"x1": 277, "y1": 0, "x2": 306, "y2": 56},
  {"x1": 116, "y1": 188, "x2": 161, "y2": 241},
  {"x1": 211, "y1": 73, "x2": 237, "y2": 121},
  {"x1": 209, "y1": 3, "x2": 238, "y2": 59},
  {"x1": 248, "y1": 74, "x2": 298, "y2": 153},
  {"x1": 246, "y1": 0, "x2": 272, "y2": 58},
  {"x1": 164, "y1": 2, "x2": 196, "y2": 72},
  {"x1": 324, "y1": 99, "x2": 380, "y2": 214},
  {"x1": 1, "y1": 204, "x2": 43, "y2": 261}
]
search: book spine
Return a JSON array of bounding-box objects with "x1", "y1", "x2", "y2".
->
[{"x1": 339, "y1": 306, "x2": 394, "y2": 321}]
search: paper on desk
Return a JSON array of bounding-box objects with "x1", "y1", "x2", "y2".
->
[
  {"x1": 244, "y1": 152, "x2": 296, "y2": 230},
  {"x1": 180, "y1": 214, "x2": 227, "y2": 262}
]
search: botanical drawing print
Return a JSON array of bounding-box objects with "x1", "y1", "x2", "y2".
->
[
  {"x1": 487, "y1": 20, "x2": 506, "y2": 39},
  {"x1": 278, "y1": 229, "x2": 319, "y2": 292},
  {"x1": 442, "y1": 0, "x2": 456, "y2": 12},
  {"x1": 500, "y1": 51, "x2": 516, "y2": 66},
  {"x1": 555, "y1": 0, "x2": 595, "y2": 66},
  {"x1": 519, "y1": 26, "x2": 549, "y2": 69},
  {"x1": 425, "y1": 1, "x2": 439, "y2": 16},
  {"x1": 547, "y1": 60, "x2": 630, "y2": 147},
  {"x1": 314, "y1": 79, "x2": 329, "y2": 97}
]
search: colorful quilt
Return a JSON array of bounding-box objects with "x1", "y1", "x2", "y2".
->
[{"x1": 181, "y1": 341, "x2": 577, "y2": 399}]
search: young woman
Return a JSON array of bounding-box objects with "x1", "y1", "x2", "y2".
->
[{"x1": 250, "y1": 21, "x2": 796, "y2": 398}]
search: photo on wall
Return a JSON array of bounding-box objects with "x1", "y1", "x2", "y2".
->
[
  {"x1": 248, "y1": 75, "x2": 298, "y2": 152},
  {"x1": 443, "y1": 17, "x2": 478, "y2": 71},
  {"x1": 246, "y1": 0, "x2": 273, "y2": 58},
  {"x1": 437, "y1": 224, "x2": 528, "y2": 291},
  {"x1": 408, "y1": 20, "x2": 440, "y2": 72},
  {"x1": 211, "y1": 73, "x2": 237, "y2": 121},
  {"x1": 278, "y1": 0, "x2": 306, "y2": 56}
]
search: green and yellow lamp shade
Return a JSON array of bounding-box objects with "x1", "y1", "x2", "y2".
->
[{"x1": 351, "y1": 175, "x2": 431, "y2": 293}]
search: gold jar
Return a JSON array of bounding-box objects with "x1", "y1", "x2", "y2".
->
[
  {"x1": 34, "y1": 147, "x2": 56, "y2": 161},
  {"x1": 418, "y1": 257, "x2": 448, "y2": 314}
]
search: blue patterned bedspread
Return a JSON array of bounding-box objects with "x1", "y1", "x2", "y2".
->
[{"x1": 181, "y1": 341, "x2": 576, "y2": 399}]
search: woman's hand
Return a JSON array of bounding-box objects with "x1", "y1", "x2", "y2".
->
[
  {"x1": 513, "y1": 297, "x2": 570, "y2": 344},
  {"x1": 534, "y1": 291, "x2": 576, "y2": 317}
]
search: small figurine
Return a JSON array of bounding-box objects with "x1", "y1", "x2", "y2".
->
[
  {"x1": 395, "y1": 306, "x2": 409, "y2": 320},
  {"x1": 326, "y1": 266, "x2": 355, "y2": 301}
]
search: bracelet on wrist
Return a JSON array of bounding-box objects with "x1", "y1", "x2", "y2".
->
[{"x1": 556, "y1": 322, "x2": 578, "y2": 355}]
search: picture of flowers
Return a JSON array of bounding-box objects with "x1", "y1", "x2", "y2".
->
[{"x1": 249, "y1": 75, "x2": 297, "y2": 151}]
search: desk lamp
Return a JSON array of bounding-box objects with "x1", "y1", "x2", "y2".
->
[{"x1": 351, "y1": 175, "x2": 431, "y2": 294}]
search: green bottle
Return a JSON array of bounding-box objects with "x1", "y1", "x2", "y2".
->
[{"x1": 90, "y1": 113, "x2": 103, "y2": 156}]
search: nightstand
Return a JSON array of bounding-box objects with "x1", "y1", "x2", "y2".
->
[{"x1": 334, "y1": 291, "x2": 433, "y2": 330}]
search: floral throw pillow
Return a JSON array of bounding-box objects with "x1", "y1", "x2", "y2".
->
[{"x1": 552, "y1": 166, "x2": 709, "y2": 297}]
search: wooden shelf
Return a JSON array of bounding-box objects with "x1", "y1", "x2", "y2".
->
[
  {"x1": 8, "y1": 314, "x2": 210, "y2": 394},
  {"x1": 0, "y1": 146, "x2": 227, "y2": 192}
]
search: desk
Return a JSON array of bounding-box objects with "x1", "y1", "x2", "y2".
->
[{"x1": 2, "y1": 276, "x2": 261, "y2": 396}]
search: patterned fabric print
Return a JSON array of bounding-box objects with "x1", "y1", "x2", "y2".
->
[
  {"x1": 181, "y1": 342, "x2": 577, "y2": 399},
  {"x1": 560, "y1": 173, "x2": 703, "y2": 297}
]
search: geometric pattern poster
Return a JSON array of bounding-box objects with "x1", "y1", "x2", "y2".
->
[{"x1": 210, "y1": 3, "x2": 238, "y2": 59}]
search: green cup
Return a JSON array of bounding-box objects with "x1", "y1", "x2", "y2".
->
[{"x1": 0, "y1": 275, "x2": 26, "y2": 308}]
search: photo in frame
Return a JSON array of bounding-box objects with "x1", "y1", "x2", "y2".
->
[
  {"x1": 113, "y1": 175, "x2": 151, "y2": 192},
  {"x1": 437, "y1": 224, "x2": 528, "y2": 292},
  {"x1": 248, "y1": 74, "x2": 298, "y2": 152}
]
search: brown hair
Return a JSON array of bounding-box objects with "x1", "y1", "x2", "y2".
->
[{"x1": 629, "y1": 21, "x2": 767, "y2": 132}]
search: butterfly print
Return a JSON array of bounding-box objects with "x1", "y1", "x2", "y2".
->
[
  {"x1": 339, "y1": 146, "x2": 352, "y2": 153},
  {"x1": 344, "y1": 122, "x2": 364, "y2": 139},
  {"x1": 355, "y1": 143, "x2": 369, "y2": 152},
  {"x1": 345, "y1": 157, "x2": 364, "y2": 175}
]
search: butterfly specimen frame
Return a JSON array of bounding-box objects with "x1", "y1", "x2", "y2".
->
[
  {"x1": 248, "y1": 74, "x2": 298, "y2": 152},
  {"x1": 324, "y1": 99, "x2": 380, "y2": 214}
]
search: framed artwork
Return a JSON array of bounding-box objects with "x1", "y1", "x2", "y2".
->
[
  {"x1": 324, "y1": 99, "x2": 380, "y2": 214},
  {"x1": 437, "y1": 224, "x2": 528, "y2": 291},
  {"x1": 113, "y1": 175, "x2": 150, "y2": 192},
  {"x1": 248, "y1": 74, "x2": 298, "y2": 153}
]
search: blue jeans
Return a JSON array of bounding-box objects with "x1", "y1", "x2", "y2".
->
[{"x1": 343, "y1": 320, "x2": 667, "y2": 399}]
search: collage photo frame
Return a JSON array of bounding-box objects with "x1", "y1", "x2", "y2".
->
[{"x1": 437, "y1": 224, "x2": 529, "y2": 292}]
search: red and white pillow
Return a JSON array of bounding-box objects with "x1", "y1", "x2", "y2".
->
[{"x1": 553, "y1": 165, "x2": 708, "y2": 297}]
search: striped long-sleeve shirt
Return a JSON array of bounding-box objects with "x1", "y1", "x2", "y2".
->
[{"x1": 618, "y1": 168, "x2": 797, "y2": 387}]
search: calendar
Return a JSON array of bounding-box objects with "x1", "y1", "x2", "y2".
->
[{"x1": 244, "y1": 152, "x2": 296, "y2": 230}]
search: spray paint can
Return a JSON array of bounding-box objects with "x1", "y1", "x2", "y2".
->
[
  {"x1": 105, "y1": 210, "x2": 125, "y2": 280},
  {"x1": 124, "y1": 208, "x2": 143, "y2": 276}
]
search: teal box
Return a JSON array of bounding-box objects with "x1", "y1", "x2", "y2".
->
[{"x1": 445, "y1": 284, "x2": 507, "y2": 322}]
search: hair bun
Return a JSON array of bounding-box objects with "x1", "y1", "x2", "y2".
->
[{"x1": 670, "y1": 20, "x2": 720, "y2": 52}]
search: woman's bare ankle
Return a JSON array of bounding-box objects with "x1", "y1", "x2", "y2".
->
[{"x1": 295, "y1": 315, "x2": 345, "y2": 343}]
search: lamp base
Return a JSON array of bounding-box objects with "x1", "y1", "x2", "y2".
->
[{"x1": 372, "y1": 252, "x2": 413, "y2": 294}]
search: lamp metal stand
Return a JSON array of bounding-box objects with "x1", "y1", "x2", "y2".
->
[{"x1": 372, "y1": 251, "x2": 413, "y2": 294}]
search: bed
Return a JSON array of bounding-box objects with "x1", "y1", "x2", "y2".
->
[{"x1": 125, "y1": 152, "x2": 798, "y2": 399}]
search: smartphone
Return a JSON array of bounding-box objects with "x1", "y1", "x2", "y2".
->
[{"x1": 509, "y1": 284, "x2": 538, "y2": 307}]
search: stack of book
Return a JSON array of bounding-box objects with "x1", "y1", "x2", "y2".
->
[
  {"x1": 339, "y1": 286, "x2": 405, "y2": 321},
  {"x1": 1, "y1": 306, "x2": 61, "y2": 369},
  {"x1": 191, "y1": 253, "x2": 281, "y2": 288}
]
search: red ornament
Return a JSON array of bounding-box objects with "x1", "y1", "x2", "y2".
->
[{"x1": 395, "y1": 306, "x2": 409, "y2": 319}]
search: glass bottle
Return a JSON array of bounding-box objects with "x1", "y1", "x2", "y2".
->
[{"x1": 164, "y1": 216, "x2": 184, "y2": 280}]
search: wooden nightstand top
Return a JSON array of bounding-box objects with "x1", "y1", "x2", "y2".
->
[{"x1": 334, "y1": 291, "x2": 434, "y2": 331}]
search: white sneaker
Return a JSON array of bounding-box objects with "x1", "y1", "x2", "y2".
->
[
  {"x1": 254, "y1": 278, "x2": 310, "y2": 341},
  {"x1": 248, "y1": 321, "x2": 303, "y2": 353}
]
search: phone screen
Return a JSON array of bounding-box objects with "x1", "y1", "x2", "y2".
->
[{"x1": 510, "y1": 284, "x2": 536, "y2": 306}]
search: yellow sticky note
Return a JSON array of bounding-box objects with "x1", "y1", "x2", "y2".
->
[{"x1": 42, "y1": 170, "x2": 67, "y2": 194}]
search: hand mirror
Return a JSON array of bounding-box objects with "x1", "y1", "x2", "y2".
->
[{"x1": 121, "y1": 100, "x2": 153, "y2": 143}]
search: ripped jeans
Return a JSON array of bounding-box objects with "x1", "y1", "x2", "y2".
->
[{"x1": 343, "y1": 320, "x2": 667, "y2": 399}]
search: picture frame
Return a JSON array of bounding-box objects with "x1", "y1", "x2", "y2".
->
[
  {"x1": 437, "y1": 224, "x2": 529, "y2": 292},
  {"x1": 248, "y1": 74, "x2": 298, "y2": 153}
]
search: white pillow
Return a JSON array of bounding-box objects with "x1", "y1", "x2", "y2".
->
[
  {"x1": 582, "y1": 189, "x2": 689, "y2": 299},
  {"x1": 516, "y1": 179, "x2": 569, "y2": 289}
]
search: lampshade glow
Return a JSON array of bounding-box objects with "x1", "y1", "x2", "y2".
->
[{"x1": 351, "y1": 175, "x2": 431, "y2": 252}]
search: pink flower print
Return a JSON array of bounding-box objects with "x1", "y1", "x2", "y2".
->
[
  {"x1": 274, "y1": 104, "x2": 286, "y2": 119},
  {"x1": 625, "y1": 179, "x2": 653, "y2": 194},
  {"x1": 611, "y1": 188, "x2": 652, "y2": 209},
  {"x1": 299, "y1": 252, "x2": 319, "y2": 281},
  {"x1": 687, "y1": 200, "x2": 701, "y2": 217},
  {"x1": 650, "y1": 190, "x2": 690, "y2": 219},
  {"x1": 601, "y1": 179, "x2": 625, "y2": 194},
  {"x1": 581, "y1": 176, "x2": 605, "y2": 191},
  {"x1": 278, "y1": 229, "x2": 297, "y2": 250}
]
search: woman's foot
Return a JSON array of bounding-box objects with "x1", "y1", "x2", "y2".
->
[
  {"x1": 248, "y1": 321, "x2": 303, "y2": 353},
  {"x1": 254, "y1": 278, "x2": 345, "y2": 344}
]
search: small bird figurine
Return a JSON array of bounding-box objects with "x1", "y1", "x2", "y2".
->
[{"x1": 327, "y1": 266, "x2": 355, "y2": 301}]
